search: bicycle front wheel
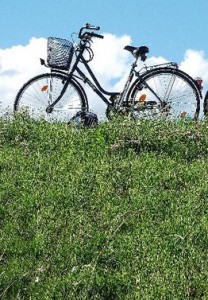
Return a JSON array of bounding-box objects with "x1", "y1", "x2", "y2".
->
[
  {"x1": 14, "y1": 73, "x2": 88, "y2": 122},
  {"x1": 127, "y1": 68, "x2": 201, "y2": 120}
]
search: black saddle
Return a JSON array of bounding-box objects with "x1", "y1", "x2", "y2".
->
[{"x1": 124, "y1": 45, "x2": 149, "y2": 61}]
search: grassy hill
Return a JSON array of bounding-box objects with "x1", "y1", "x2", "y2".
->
[{"x1": 0, "y1": 116, "x2": 208, "y2": 299}]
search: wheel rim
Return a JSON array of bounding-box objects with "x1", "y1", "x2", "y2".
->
[
  {"x1": 132, "y1": 71, "x2": 199, "y2": 119},
  {"x1": 15, "y1": 74, "x2": 85, "y2": 122}
]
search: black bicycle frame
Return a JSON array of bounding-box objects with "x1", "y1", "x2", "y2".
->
[
  {"x1": 74, "y1": 57, "x2": 119, "y2": 106},
  {"x1": 46, "y1": 47, "x2": 120, "y2": 112},
  {"x1": 46, "y1": 44, "x2": 168, "y2": 113}
]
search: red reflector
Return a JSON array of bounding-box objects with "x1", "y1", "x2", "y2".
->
[{"x1": 41, "y1": 85, "x2": 48, "y2": 92}]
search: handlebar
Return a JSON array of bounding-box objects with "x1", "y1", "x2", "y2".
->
[{"x1": 78, "y1": 23, "x2": 103, "y2": 40}]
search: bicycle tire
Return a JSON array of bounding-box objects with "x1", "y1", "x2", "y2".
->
[
  {"x1": 203, "y1": 91, "x2": 208, "y2": 117},
  {"x1": 127, "y1": 67, "x2": 201, "y2": 120},
  {"x1": 14, "y1": 73, "x2": 88, "y2": 122}
]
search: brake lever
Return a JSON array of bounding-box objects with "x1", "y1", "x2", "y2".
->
[{"x1": 86, "y1": 23, "x2": 100, "y2": 30}]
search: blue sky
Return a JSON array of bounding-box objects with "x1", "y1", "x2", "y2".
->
[
  {"x1": 1, "y1": 0, "x2": 208, "y2": 62},
  {"x1": 1, "y1": 0, "x2": 208, "y2": 117}
]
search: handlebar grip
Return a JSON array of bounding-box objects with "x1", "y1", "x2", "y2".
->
[
  {"x1": 91, "y1": 26, "x2": 100, "y2": 30},
  {"x1": 86, "y1": 23, "x2": 100, "y2": 30}
]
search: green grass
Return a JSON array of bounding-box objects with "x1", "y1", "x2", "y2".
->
[{"x1": 0, "y1": 116, "x2": 208, "y2": 299}]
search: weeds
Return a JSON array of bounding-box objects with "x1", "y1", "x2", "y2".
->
[{"x1": 0, "y1": 116, "x2": 208, "y2": 299}]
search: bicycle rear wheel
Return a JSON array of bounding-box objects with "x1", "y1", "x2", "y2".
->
[
  {"x1": 127, "y1": 68, "x2": 201, "y2": 120},
  {"x1": 14, "y1": 73, "x2": 88, "y2": 122}
]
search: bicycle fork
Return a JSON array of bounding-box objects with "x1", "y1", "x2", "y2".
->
[
  {"x1": 46, "y1": 77, "x2": 53, "y2": 107},
  {"x1": 45, "y1": 75, "x2": 70, "y2": 113}
]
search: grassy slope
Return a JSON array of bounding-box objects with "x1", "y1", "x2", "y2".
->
[{"x1": 0, "y1": 116, "x2": 208, "y2": 299}]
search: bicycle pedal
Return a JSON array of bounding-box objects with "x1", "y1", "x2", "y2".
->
[{"x1": 136, "y1": 100, "x2": 158, "y2": 107}]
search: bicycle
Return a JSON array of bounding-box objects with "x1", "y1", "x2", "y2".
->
[{"x1": 14, "y1": 23, "x2": 203, "y2": 122}]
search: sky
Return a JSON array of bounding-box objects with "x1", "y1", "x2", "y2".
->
[{"x1": 1, "y1": 0, "x2": 208, "y2": 117}]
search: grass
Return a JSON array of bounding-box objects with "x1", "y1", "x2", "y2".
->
[{"x1": 0, "y1": 115, "x2": 208, "y2": 299}]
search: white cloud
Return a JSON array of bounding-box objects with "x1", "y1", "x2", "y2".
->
[
  {"x1": 0, "y1": 38, "x2": 47, "y2": 110},
  {"x1": 1, "y1": 35, "x2": 208, "y2": 117},
  {"x1": 179, "y1": 49, "x2": 208, "y2": 90},
  {"x1": 180, "y1": 49, "x2": 208, "y2": 77},
  {"x1": 89, "y1": 33, "x2": 132, "y2": 87}
]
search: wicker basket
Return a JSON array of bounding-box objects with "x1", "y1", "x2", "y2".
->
[{"x1": 47, "y1": 37, "x2": 74, "y2": 70}]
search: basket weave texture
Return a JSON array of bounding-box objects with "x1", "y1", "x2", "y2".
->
[{"x1": 47, "y1": 37, "x2": 74, "y2": 70}]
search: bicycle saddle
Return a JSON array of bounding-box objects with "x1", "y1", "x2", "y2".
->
[{"x1": 124, "y1": 45, "x2": 149, "y2": 61}]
